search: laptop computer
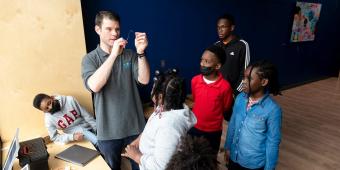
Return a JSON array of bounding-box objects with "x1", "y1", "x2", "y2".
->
[
  {"x1": 1, "y1": 136, "x2": 2, "y2": 170},
  {"x1": 55, "y1": 144, "x2": 99, "y2": 166},
  {"x1": 3, "y1": 128, "x2": 20, "y2": 170}
]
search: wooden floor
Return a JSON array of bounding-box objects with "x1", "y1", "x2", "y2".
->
[{"x1": 218, "y1": 77, "x2": 340, "y2": 170}]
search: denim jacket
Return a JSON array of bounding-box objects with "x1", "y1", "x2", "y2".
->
[{"x1": 224, "y1": 92, "x2": 282, "y2": 170}]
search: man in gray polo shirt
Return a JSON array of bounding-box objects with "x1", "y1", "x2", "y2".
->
[{"x1": 81, "y1": 11, "x2": 150, "y2": 170}]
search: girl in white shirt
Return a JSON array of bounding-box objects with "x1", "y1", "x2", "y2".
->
[{"x1": 122, "y1": 71, "x2": 197, "y2": 170}]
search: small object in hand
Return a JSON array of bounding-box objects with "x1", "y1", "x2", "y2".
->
[{"x1": 126, "y1": 29, "x2": 134, "y2": 41}]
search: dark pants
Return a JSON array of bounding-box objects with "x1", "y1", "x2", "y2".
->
[
  {"x1": 98, "y1": 135, "x2": 140, "y2": 170},
  {"x1": 228, "y1": 159, "x2": 264, "y2": 170},
  {"x1": 188, "y1": 127, "x2": 222, "y2": 154}
]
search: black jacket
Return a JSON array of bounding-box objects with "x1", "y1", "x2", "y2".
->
[{"x1": 215, "y1": 37, "x2": 250, "y2": 95}]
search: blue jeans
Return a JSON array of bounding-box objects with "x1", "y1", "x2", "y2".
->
[
  {"x1": 229, "y1": 159, "x2": 264, "y2": 170},
  {"x1": 98, "y1": 135, "x2": 140, "y2": 170},
  {"x1": 83, "y1": 130, "x2": 98, "y2": 146}
]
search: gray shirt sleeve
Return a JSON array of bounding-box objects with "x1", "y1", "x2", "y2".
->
[{"x1": 81, "y1": 55, "x2": 97, "y2": 92}]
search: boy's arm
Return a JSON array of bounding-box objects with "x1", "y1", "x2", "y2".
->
[
  {"x1": 236, "y1": 40, "x2": 250, "y2": 92},
  {"x1": 72, "y1": 97, "x2": 97, "y2": 132},
  {"x1": 223, "y1": 87, "x2": 234, "y2": 120},
  {"x1": 265, "y1": 107, "x2": 282, "y2": 170}
]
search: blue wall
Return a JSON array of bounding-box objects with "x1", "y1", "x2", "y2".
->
[{"x1": 81, "y1": 0, "x2": 340, "y2": 101}]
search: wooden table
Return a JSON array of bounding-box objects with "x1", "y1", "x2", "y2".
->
[{"x1": 2, "y1": 140, "x2": 110, "y2": 170}]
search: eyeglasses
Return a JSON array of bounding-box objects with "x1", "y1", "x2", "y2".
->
[{"x1": 217, "y1": 25, "x2": 231, "y2": 30}]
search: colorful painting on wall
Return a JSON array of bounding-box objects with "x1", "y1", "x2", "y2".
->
[{"x1": 290, "y1": 2, "x2": 322, "y2": 42}]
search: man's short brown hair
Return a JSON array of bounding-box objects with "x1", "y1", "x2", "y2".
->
[{"x1": 95, "y1": 11, "x2": 120, "y2": 27}]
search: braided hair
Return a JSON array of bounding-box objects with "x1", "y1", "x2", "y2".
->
[
  {"x1": 151, "y1": 69, "x2": 186, "y2": 111},
  {"x1": 248, "y1": 60, "x2": 281, "y2": 96}
]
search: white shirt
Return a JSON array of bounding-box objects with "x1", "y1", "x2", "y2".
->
[
  {"x1": 139, "y1": 104, "x2": 197, "y2": 170},
  {"x1": 203, "y1": 76, "x2": 217, "y2": 84}
]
